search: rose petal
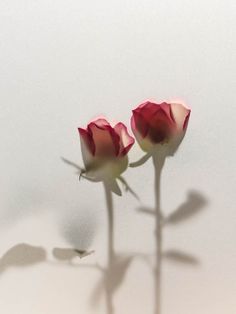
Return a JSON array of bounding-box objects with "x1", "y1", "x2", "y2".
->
[
  {"x1": 136, "y1": 101, "x2": 161, "y2": 122},
  {"x1": 114, "y1": 122, "x2": 134, "y2": 156},
  {"x1": 88, "y1": 122, "x2": 120, "y2": 157},
  {"x1": 133, "y1": 101, "x2": 174, "y2": 135},
  {"x1": 78, "y1": 127, "x2": 95, "y2": 167},
  {"x1": 90, "y1": 117, "x2": 110, "y2": 128},
  {"x1": 146, "y1": 105, "x2": 176, "y2": 143},
  {"x1": 131, "y1": 114, "x2": 154, "y2": 152},
  {"x1": 159, "y1": 102, "x2": 175, "y2": 123},
  {"x1": 131, "y1": 110, "x2": 149, "y2": 138},
  {"x1": 170, "y1": 103, "x2": 191, "y2": 131},
  {"x1": 78, "y1": 128, "x2": 95, "y2": 155}
]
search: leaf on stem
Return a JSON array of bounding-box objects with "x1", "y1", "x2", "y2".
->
[
  {"x1": 106, "y1": 179, "x2": 122, "y2": 196},
  {"x1": 129, "y1": 152, "x2": 151, "y2": 167},
  {"x1": 61, "y1": 157, "x2": 83, "y2": 171},
  {"x1": 118, "y1": 176, "x2": 140, "y2": 200}
]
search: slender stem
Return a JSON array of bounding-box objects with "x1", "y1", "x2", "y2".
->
[
  {"x1": 104, "y1": 182, "x2": 114, "y2": 314},
  {"x1": 153, "y1": 153, "x2": 165, "y2": 314}
]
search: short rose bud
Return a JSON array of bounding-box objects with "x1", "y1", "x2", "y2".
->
[
  {"x1": 78, "y1": 118, "x2": 134, "y2": 180},
  {"x1": 131, "y1": 101, "x2": 191, "y2": 153}
]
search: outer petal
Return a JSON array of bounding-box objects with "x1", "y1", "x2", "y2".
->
[
  {"x1": 90, "y1": 117, "x2": 110, "y2": 128},
  {"x1": 170, "y1": 103, "x2": 191, "y2": 131},
  {"x1": 78, "y1": 127, "x2": 95, "y2": 167},
  {"x1": 131, "y1": 114, "x2": 154, "y2": 152},
  {"x1": 131, "y1": 110, "x2": 149, "y2": 138},
  {"x1": 114, "y1": 122, "x2": 135, "y2": 156},
  {"x1": 166, "y1": 103, "x2": 191, "y2": 155},
  {"x1": 136, "y1": 101, "x2": 161, "y2": 123}
]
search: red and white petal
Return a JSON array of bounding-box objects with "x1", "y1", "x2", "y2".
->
[
  {"x1": 147, "y1": 107, "x2": 175, "y2": 143},
  {"x1": 170, "y1": 103, "x2": 191, "y2": 131},
  {"x1": 78, "y1": 127, "x2": 95, "y2": 167},
  {"x1": 114, "y1": 122, "x2": 134, "y2": 156},
  {"x1": 131, "y1": 109, "x2": 149, "y2": 138},
  {"x1": 88, "y1": 122, "x2": 120, "y2": 157},
  {"x1": 159, "y1": 102, "x2": 175, "y2": 123},
  {"x1": 137, "y1": 101, "x2": 161, "y2": 122},
  {"x1": 90, "y1": 117, "x2": 110, "y2": 128},
  {"x1": 131, "y1": 115, "x2": 154, "y2": 152}
]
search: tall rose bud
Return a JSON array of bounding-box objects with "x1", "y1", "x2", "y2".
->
[{"x1": 78, "y1": 118, "x2": 134, "y2": 181}]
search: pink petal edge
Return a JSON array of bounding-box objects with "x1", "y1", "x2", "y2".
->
[
  {"x1": 114, "y1": 122, "x2": 135, "y2": 156},
  {"x1": 78, "y1": 127, "x2": 95, "y2": 155}
]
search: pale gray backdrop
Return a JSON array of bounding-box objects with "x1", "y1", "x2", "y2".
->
[{"x1": 0, "y1": 0, "x2": 235, "y2": 313}]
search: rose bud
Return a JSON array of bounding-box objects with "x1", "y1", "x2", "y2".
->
[
  {"x1": 131, "y1": 101, "x2": 191, "y2": 154},
  {"x1": 78, "y1": 118, "x2": 134, "y2": 180}
]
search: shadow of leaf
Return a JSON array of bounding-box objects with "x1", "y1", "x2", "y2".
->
[
  {"x1": 90, "y1": 277, "x2": 105, "y2": 307},
  {"x1": 165, "y1": 190, "x2": 208, "y2": 225},
  {"x1": 52, "y1": 247, "x2": 95, "y2": 262},
  {"x1": 109, "y1": 255, "x2": 134, "y2": 292},
  {"x1": 0, "y1": 243, "x2": 46, "y2": 274},
  {"x1": 136, "y1": 206, "x2": 155, "y2": 216},
  {"x1": 90, "y1": 254, "x2": 134, "y2": 307},
  {"x1": 163, "y1": 249, "x2": 200, "y2": 266}
]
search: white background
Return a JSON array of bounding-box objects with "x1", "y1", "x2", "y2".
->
[{"x1": 0, "y1": 0, "x2": 236, "y2": 313}]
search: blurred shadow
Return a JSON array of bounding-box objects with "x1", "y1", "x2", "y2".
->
[
  {"x1": 0, "y1": 243, "x2": 46, "y2": 274},
  {"x1": 162, "y1": 249, "x2": 200, "y2": 266},
  {"x1": 52, "y1": 247, "x2": 95, "y2": 263},
  {"x1": 62, "y1": 210, "x2": 97, "y2": 251},
  {"x1": 61, "y1": 157, "x2": 140, "y2": 314},
  {"x1": 90, "y1": 253, "x2": 134, "y2": 309},
  {"x1": 52, "y1": 202, "x2": 97, "y2": 266},
  {"x1": 61, "y1": 156, "x2": 144, "y2": 313},
  {"x1": 164, "y1": 190, "x2": 207, "y2": 225},
  {"x1": 137, "y1": 182, "x2": 208, "y2": 314},
  {"x1": 54, "y1": 184, "x2": 138, "y2": 314},
  {"x1": 90, "y1": 250, "x2": 153, "y2": 306},
  {"x1": 137, "y1": 206, "x2": 155, "y2": 216}
]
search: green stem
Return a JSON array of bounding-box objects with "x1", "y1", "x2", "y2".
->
[
  {"x1": 153, "y1": 153, "x2": 165, "y2": 314},
  {"x1": 104, "y1": 182, "x2": 114, "y2": 314}
]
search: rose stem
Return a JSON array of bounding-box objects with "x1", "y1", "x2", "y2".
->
[
  {"x1": 153, "y1": 152, "x2": 165, "y2": 314},
  {"x1": 104, "y1": 182, "x2": 114, "y2": 314}
]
